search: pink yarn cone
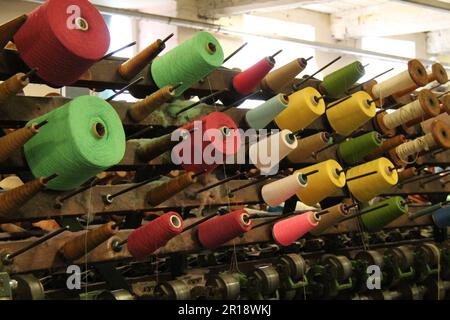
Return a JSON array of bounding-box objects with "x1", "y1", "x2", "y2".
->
[{"x1": 272, "y1": 211, "x2": 319, "y2": 246}]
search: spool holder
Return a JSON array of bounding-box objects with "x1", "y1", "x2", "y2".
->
[
  {"x1": 293, "y1": 56, "x2": 342, "y2": 91},
  {"x1": 1, "y1": 226, "x2": 69, "y2": 265},
  {"x1": 103, "y1": 175, "x2": 162, "y2": 205}
]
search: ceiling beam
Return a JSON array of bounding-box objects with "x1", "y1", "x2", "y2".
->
[
  {"x1": 200, "y1": 0, "x2": 332, "y2": 17},
  {"x1": 330, "y1": 1, "x2": 450, "y2": 39}
]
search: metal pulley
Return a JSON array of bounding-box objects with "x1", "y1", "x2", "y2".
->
[
  {"x1": 205, "y1": 272, "x2": 240, "y2": 300},
  {"x1": 387, "y1": 245, "x2": 415, "y2": 270},
  {"x1": 97, "y1": 289, "x2": 135, "y2": 300},
  {"x1": 321, "y1": 254, "x2": 353, "y2": 281},
  {"x1": 279, "y1": 254, "x2": 307, "y2": 281},
  {"x1": 11, "y1": 274, "x2": 45, "y2": 300},
  {"x1": 154, "y1": 280, "x2": 191, "y2": 300},
  {"x1": 355, "y1": 250, "x2": 385, "y2": 268},
  {"x1": 253, "y1": 266, "x2": 280, "y2": 295},
  {"x1": 416, "y1": 243, "x2": 440, "y2": 267}
]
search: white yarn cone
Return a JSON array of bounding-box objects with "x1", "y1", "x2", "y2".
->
[{"x1": 261, "y1": 172, "x2": 307, "y2": 207}]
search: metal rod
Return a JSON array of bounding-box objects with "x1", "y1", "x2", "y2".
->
[
  {"x1": 303, "y1": 169, "x2": 319, "y2": 178},
  {"x1": 57, "y1": 175, "x2": 112, "y2": 203},
  {"x1": 161, "y1": 33, "x2": 174, "y2": 44},
  {"x1": 21, "y1": 67, "x2": 38, "y2": 81},
  {"x1": 346, "y1": 170, "x2": 378, "y2": 182},
  {"x1": 293, "y1": 56, "x2": 342, "y2": 90},
  {"x1": 182, "y1": 213, "x2": 220, "y2": 233},
  {"x1": 316, "y1": 210, "x2": 330, "y2": 217},
  {"x1": 34, "y1": 119, "x2": 48, "y2": 130},
  {"x1": 106, "y1": 77, "x2": 145, "y2": 102},
  {"x1": 271, "y1": 49, "x2": 283, "y2": 59},
  {"x1": 175, "y1": 90, "x2": 227, "y2": 116},
  {"x1": 42, "y1": 174, "x2": 58, "y2": 184},
  {"x1": 223, "y1": 42, "x2": 248, "y2": 64},
  {"x1": 401, "y1": 169, "x2": 450, "y2": 186},
  {"x1": 196, "y1": 171, "x2": 246, "y2": 193},
  {"x1": 101, "y1": 41, "x2": 137, "y2": 60},
  {"x1": 339, "y1": 203, "x2": 390, "y2": 223},
  {"x1": 228, "y1": 175, "x2": 269, "y2": 195},
  {"x1": 420, "y1": 171, "x2": 450, "y2": 186},
  {"x1": 2, "y1": 226, "x2": 69, "y2": 264},
  {"x1": 348, "y1": 68, "x2": 394, "y2": 93},
  {"x1": 325, "y1": 95, "x2": 352, "y2": 110},
  {"x1": 221, "y1": 90, "x2": 263, "y2": 113},
  {"x1": 250, "y1": 210, "x2": 302, "y2": 231},
  {"x1": 103, "y1": 175, "x2": 162, "y2": 204},
  {"x1": 305, "y1": 56, "x2": 313, "y2": 61}
]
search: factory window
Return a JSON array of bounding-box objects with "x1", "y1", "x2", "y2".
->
[
  {"x1": 236, "y1": 15, "x2": 317, "y2": 109},
  {"x1": 359, "y1": 36, "x2": 416, "y2": 83}
]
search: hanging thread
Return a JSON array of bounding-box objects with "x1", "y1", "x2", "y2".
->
[
  {"x1": 245, "y1": 94, "x2": 288, "y2": 129},
  {"x1": 24, "y1": 96, "x2": 126, "y2": 190},
  {"x1": 287, "y1": 132, "x2": 331, "y2": 163},
  {"x1": 274, "y1": 87, "x2": 325, "y2": 132},
  {"x1": 326, "y1": 90, "x2": 375, "y2": 137},
  {"x1": 128, "y1": 212, "x2": 183, "y2": 260},
  {"x1": 173, "y1": 112, "x2": 240, "y2": 173},
  {"x1": 14, "y1": 0, "x2": 110, "y2": 86},
  {"x1": 310, "y1": 203, "x2": 351, "y2": 235},
  {"x1": 197, "y1": 209, "x2": 252, "y2": 249},
  {"x1": 295, "y1": 160, "x2": 346, "y2": 206},
  {"x1": 320, "y1": 61, "x2": 365, "y2": 99},
  {"x1": 382, "y1": 90, "x2": 440, "y2": 130},
  {"x1": 346, "y1": 157, "x2": 398, "y2": 202},
  {"x1": 151, "y1": 32, "x2": 224, "y2": 96},
  {"x1": 272, "y1": 211, "x2": 320, "y2": 246},
  {"x1": 261, "y1": 57, "x2": 309, "y2": 93},
  {"x1": 338, "y1": 131, "x2": 383, "y2": 165},
  {"x1": 248, "y1": 129, "x2": 297, "y2": 175},
  {"x1": 60, "y1": 222, "x2": 118, "y2": 261},
  {"x1": 261, "y1": 172, "x2": 307, "y2": 207},
  {"x1": 232, "y1": 56, "x2": 275, "y2": 95},
  {"x1": 360, "y1": 196, "x2": 408, "y2": 231},
  {"x1": 371, "y1": 59, "x2": 428, "y2": 99}
]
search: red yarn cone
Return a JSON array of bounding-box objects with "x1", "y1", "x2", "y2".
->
[
  {"x1": 198, "y1": 209, "x2": 252, "y2": 249},
  {"x1": 232, "y1": 57, "x2": 275, "y2": 95},
  {"x1": 127, "y1": 212, "x2": 183, "y2": 260}
]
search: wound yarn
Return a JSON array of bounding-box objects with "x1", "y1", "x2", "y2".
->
[
  {"x1": 233, "y1": 57, "x2": 275, "y2": 95},
  {"x1": 128, "y1": 212, "x2": 184, "y2": 260},
  {"x1": 24, "y1": 96, "x2": 126, "y2": 191},
  {"x1": 151, "y1": 32, "x2": 224, "y2": 96},
  {"x1": 198, "y1": 209, "x2": 252, "y2": 249},
  {"x1": 272, "y1": 211, "x2": 320, "y2": 246},
  {"x1": 14, "y1": 0, "x2": 110, "y2": 86}
]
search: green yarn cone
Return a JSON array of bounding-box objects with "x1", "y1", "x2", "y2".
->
[
  {"x1": 24, "y1": 96, "x2": 126, "y2": 191},
  {"x1": 361, "y1": 196, "x2": 408, "y2": 231},
  {"x1": 338, "y1": 131, "x2": 382, "y2": 165},
  {"x1": 151, "y1": 31, "x2": 224, "y2": 96},
  {"x1": 245, "y1": 94, "x2": 288, "y2": 129},
  {"x1": 321, "y1": 61, "x2": 365, "y2": 98}
]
